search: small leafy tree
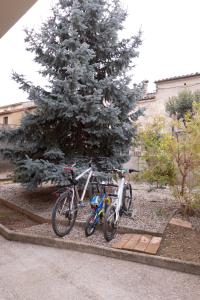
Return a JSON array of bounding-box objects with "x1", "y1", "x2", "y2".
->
[
  {"x1": 137, "y1": 105, "x2": 200, "y2": 214},
  {"x1": 0, "y1": 0, "x2": 142, "y2": 189},
  {"x1": 166, "y1": 90, "x2": 200, "y2": 127},
  {"x1": 136, "y1": 117, "x2": 176, "y2": 187},
  {"x1": 171, "y1": 103, "x2": 200, "y2": 213}
]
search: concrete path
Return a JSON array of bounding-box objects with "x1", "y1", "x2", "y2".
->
[{"x1": 0, "y1": 236, "x2": 199, "y2": 300}]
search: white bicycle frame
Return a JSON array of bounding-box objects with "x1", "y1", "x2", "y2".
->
[
  {"x1": 60, "y1": 167, "x2": 93, "y2": 216},
  {"x1": 74, "y1": 167, "x2": 93, "y2": 202},
  {"x1": 111, "y1": 177, "x2": 125, "y2": 222}
]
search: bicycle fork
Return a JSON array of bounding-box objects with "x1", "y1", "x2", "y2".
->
[
  {"x1": 108, "y1": 178, "x2": 125, "y2": 225},
  {"x1": 117, "y1": 177, "x2": 125, "y2": 219}
]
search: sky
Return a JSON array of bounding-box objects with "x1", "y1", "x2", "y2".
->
[{"x1": 1, "y1": 0, "x2": 200, "y2": 106}]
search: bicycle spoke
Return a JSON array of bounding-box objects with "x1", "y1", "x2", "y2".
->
[
  {"x1": 52, "y1": 188, "x2": 77, "y2": 237},
  {"x1": 103, "y1": 205, "x2": 117, "y2": 241}
]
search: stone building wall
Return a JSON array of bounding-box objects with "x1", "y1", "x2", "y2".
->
[
  {"x1": 0, "y1": 101, "x2": 36, "y2": 174},
  {"x1": 137, "y1": 73, "x2": 200, "y2": 126},
  {"x1": 0, "y1": 101, "x2": 36, "y2": 128},
  {"x1": 133, "y1": 73, "x2": 200, "y2": 169}
]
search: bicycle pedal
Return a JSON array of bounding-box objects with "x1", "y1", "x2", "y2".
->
[{"x1": 127, "y1": 211, "x2": 133, "y2": 217}]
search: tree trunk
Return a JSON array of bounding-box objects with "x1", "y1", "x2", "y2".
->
[{"x1": 180, "y1": 173, "x2": 187, "y2": 196}]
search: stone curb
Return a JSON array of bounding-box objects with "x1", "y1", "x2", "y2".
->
[
  {"x1": 0, "y1": 197, "x2": 163, "y2": 236},
  {"x1": 0, "y1": 179, "x2": 13, "y2": 184},
  {"x1": 0, "y1": 223, "x2": 200, "y2": 276},
  {"x1": 0, "y1": 176, "x2": 13, "y2": 183}
]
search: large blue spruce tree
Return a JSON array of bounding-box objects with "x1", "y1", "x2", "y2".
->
[{"x1": 1, "y1": 0, "x2": 142, "y2": 188}]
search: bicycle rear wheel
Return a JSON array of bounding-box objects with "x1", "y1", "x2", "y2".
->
[
  {"x1": 103, "y1": 205, "x2": 117, "y2": 241},
  {"x1": 52, "y1": 188, "x2": 77, "y2": 237}
]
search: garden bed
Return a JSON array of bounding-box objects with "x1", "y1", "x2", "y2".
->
[
  {"x1": 0, "y1": 202, "x2": 37, "y2": 230},
  {"x1": 0, "y1": 182, "x2": 199, "y2": 264},
  {"x1": 0, "y1": 182, "x2": 178, "y2": 234},
  {"x1": 158, "y1": 224, "x2": 200, "y2": 263}
]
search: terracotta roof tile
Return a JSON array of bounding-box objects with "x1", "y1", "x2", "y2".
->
[
  {"x1": 139, "y1": 92, "x2": 156, "y2": 101},
  {"x1": 155, "y1": 72, "x2": 200, "y2": 84}
]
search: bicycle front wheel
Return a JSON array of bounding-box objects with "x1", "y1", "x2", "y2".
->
[
  {"x1": 52, "y1": 188, "x2": 77, "y2": 237},
  {"x1": 103, "y1": 205, "x2": 117, "y2": 241},
  {"x1": 123, "y1": 183, "x2": 133, "y2": 212},
  {"x1": 85, "y1": 213, "x2": 97, "y2": 237}
]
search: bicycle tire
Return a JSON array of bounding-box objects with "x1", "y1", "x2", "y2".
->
[
  {"x1": 122, "y1": 183, "x2": 133, "y2": 212},
  {"x1": 52, "y1": 188, "x2": 77, "y2": 237},
  {"x1": 103, "y1": 204, "x2": 117, "y2": 241},
  {"x1": 85, "y1": 213, "x2": 97, "y2": 237}
]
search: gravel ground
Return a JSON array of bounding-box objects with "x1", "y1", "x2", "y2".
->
[
  {"x1": 0, "y1": 182, "x2": 180, "y2": 234},
  {"x1": 18, "y1": 223, "x2": 122, "y2": 248}
]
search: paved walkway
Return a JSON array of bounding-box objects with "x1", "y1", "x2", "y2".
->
[{"x1": 0, "y1": 236, "x2": 199, "y2": 300}]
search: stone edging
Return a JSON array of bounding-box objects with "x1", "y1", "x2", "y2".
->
[
  {"x1": 0, "y1": 178, "x2": 13, "y2": 183},
  {"x1": 0, "y1": 223, "x2": 200, "y2": 276}
]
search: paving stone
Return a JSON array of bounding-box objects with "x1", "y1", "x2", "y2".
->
[
  {"x1": 145, "y1": 236, "x2": 162, "y2": 254},
  {"x1": 122, "y1": 234, "x2": 142, "y2": 250},
  {"x1": 111, "y1": 234, "x2": 133, "y2": 249},
  {"x1": 134, "y1": 235, "x2": 152, "y2": 252},
  {"x1": 169, "y1": 218, "x2": 192, "y2": 229}
]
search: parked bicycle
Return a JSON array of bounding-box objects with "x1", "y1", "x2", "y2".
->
[
  {"x1": 84, "y1": 182, "x2": 117, "y2": 237},
  {"x1": 103, "y1": 168, "x2": 138, "y2": 241},
  {"x1": 52, "y1": 161, "x2": 99, "y2": 237}
]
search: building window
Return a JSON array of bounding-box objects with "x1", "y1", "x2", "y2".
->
[{"x1": 3, "y1": 116, "x2": 8, "y2": 125}]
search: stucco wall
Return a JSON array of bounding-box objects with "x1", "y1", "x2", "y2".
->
[
  {"x1": 0, "y1": 101, "x2": 35, "y2": 128},
  {"x1": 133, "y1": 74, "x2": 200, "y2": 169},
  {"x1": 0, "y1": 101, "x2": 36, "y2": 174},
  {"x1": 0, "y1": 111, "x2": 22, "y2": 127}
]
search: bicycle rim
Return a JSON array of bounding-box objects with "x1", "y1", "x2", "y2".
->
[{"x1": 52, "y1": 188, "x2": 77, "y2": 237}]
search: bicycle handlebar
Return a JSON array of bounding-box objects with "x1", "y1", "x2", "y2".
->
[
  {"x1": 64, "y1": 158, "x2": 140, "y2": 174},
  {"x1": 129, "y1": 169, "x2": 140, "y2": 173},
  {"x1": 100, "y1": 183, "x2": 119, "y2": 188},
  {"x1": 107, "y1": 168, "x2": 139, "y2": 174}
]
